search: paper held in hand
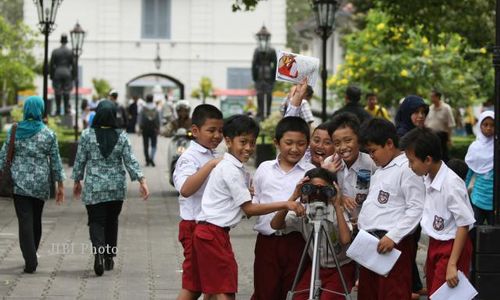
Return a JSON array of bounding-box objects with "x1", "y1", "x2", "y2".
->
[
  {"x1": 346, "y1": 229, "x2": 401, "y2": 276},
  {"x1": 275, "y1": 50, "x2": 319, "y2": 87},
  {"x1": 429, "y1": 271, "x2": 478, "y2": 300}
]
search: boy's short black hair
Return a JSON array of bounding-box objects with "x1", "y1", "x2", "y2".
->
[
  {"x1": 313, "y1": 121, "x2": 331, "y2": 135},
  {"x1": 447, "y1": 158, "x2": 468, "y2": 180},
  {"x1": 304, "y1": 167, "x2": 337, "y2": 185},
  {"x1": 192, "y1": 104, "x2": 223, "y2": 127},
  {"x1": 400, "y1": 127, "x2": 442, "y2": 162},
  {"x1": 359, "y1": 118, "x2": 398, "y2": 147},
  {"x1": 223, "y1": 114, "x2": 260, "y2": 138},
  {"x1": 328, "y1": 112, "x2": 360, "y2": 137},
  {"x1": 365, "y1": 92, "x2": 377, "y2": 99},
  {"x1": 145, "y1": 94, "x2": 153, "y2": 103},
  {"x1": 275, "y1": 116, "x2": 310, "y2": 143},
  {"x1": 346, "y1": 85, "x2": 361, "y2": 103}
]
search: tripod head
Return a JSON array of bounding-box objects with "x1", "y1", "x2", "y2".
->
[{"x1": 306, "y1": 201, "x2": 329, "y2": 221}]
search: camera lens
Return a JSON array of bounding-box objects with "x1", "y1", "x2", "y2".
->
[
  {"x1": 321, "y1": 186, "x2": 336, "y2": 199},
  {"x1": 301, "y1": 183, "x2": 314, "y2": 195}
]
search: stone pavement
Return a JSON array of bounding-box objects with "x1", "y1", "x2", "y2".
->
[{"x1": 0, "y1": 134, "x2": 428, "y2": 299}]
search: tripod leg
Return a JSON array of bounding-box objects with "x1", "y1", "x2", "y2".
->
[
  {"x1": 321, "y1": 224, "x2": 353, "y2": 300},
  {"x1": 287, "y1": 229, "x2": 315, "y2": 300},
  {"x1": 309, "y1": 221, "x2": 322, "y2": 300}
]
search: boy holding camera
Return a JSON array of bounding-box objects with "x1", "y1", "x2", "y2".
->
[
  {"x1": 251, "y1": 116, "x2": 315, "y2": 300},
  {"x1": 357, "y1": 118, "x2": 425, "y2": 300},
  {"x1": 271, "y1": 167, "x2": 355, "y2": 300},
  {"x1": 192, "y1": 115, "x2": 305, "y2": 299}
]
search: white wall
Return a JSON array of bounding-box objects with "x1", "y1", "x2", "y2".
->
[{"x1": 24, "y1": 0, "x2": 286, "y2": 103}]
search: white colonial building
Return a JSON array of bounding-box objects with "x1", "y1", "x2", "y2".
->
[{"x1": 24, "y1": 0, "x2": 286, "y2": 107}]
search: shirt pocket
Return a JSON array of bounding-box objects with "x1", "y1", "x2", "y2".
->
[{"x1": 374, "y1": 183, "x2": 399, "y2": 208}]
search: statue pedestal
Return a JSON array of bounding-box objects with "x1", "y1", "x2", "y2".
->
[{"x1": 59, "y1": 114, "x2": 73, "y2": 128}]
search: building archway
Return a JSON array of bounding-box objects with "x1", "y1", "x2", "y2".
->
[{"x1": 126, "y1": 73, "x2": 185, "y2": 100}]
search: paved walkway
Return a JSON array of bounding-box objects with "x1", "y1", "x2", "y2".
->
[{"x1": 0, "y1": 134, "x2": 427, "y2": 299}]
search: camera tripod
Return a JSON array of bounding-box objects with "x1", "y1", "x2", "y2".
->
[{"x1": 286, "y1": 202, "x2": 352, "y2": 300}]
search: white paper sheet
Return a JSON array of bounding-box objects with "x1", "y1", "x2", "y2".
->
[
  {"x1": 275, "y1": 50, "x2": 319, "y2": 87},
  {"x1": 430, "y1": 271, "x2": 478, "y2": 300},
  {"x1": 346, "y1": 229, "x2": 401, "y2": 276}
]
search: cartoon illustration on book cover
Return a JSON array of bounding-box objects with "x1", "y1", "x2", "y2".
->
[{"x1": 275, "y1": 50, "x2": 319, "y2": 87}]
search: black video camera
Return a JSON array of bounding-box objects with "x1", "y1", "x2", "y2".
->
[{"x1": 300, "y1": 183, "x2": 337, "y2": 204}]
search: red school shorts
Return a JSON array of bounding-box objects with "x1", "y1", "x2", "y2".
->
[
  {"x1": 294, "y1": 261, "x2": 356, "y2": 300},
  {"x1": 192, "y1": 222, "x2": 238, "y2": 294},
  {"x1": 425, "y1": 236, "x2": 473, "y2": 296},
  {"x1": 178, "y1": 220, "x2": 200, "y2": 292},
  {"x1": 251, "y1": 232, "x2": 308, "y2": 300},
  {"x1": 358, "y1": 234, "x2": 415, "y2": 300}
]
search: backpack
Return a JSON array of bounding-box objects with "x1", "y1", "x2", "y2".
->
[{"x1": 141, "y1": 106, "x2": 159, "y2": 132}]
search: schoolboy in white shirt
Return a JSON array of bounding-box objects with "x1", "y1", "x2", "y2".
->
[
  {"x1": 401, "y1": 127, "x2": 475, "y2": 296},
  {"x1": 172, "y1": 104, "x2": 223, "y2": 300},
  {"x1": 251, "y1": 116, "x2": 315, "y2": 300},
  {"x1": 323, "y1": 112, "x2": 377, "y2": 225},
  {"x1": 193, "y1": 115, "x2": 305, "y2": 299},
  {"x1": 357, "y1": 118, "x2": 425, "y2": 300}
]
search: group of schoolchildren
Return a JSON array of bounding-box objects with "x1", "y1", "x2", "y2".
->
[{"x1": 172, "y1": 81, "x2": 493, "y2": 300}]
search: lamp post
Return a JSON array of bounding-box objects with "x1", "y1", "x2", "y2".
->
[
  {"x1": 252, "y1": 25, "x2": 276, "y2": 120},
  {"x1": 33, "y1": 0, "x2": 63, "y2": 118},
  {"x1": 70, "y1": 22, "x2": 85, "y2": 141},
  {"x1": 312, "y1": 0, "x2": 338, "y2": 122}
]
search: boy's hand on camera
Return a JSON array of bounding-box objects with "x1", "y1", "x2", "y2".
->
[
  {"x1": 292, "y1": 176, "x2": 309, "y2": 201},
  {"x1": 287, "y1": 201, "x2": 305, "y2": 217},
  {"x1": 331, "y1": 182, "x2": 342, "y2": 207},
  {"x1": 377, "y1": 236, "x2": 395, "y2": 254}
]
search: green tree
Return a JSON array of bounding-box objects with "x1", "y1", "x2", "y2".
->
[
  {"x1": 0, "y1": 16, "x2": 38, "y2": 106},
  {"x1": 92, "y1": 78, "x2": 112, "y2": 99},
  {"x1": 191, "y1": 77, "x2": 214, "y2": 103},
  {"x1": 231, "y1": 0, "x2": 261, "y2": 11},
  {"x1": 328, "y1": 10, "x2": 492, "y2": 108},
  {"x1": 0, "y1": 0, "x2": 23, "y2": 25}
]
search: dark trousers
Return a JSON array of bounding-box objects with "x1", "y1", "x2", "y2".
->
[
  {"x1": 55, "y1": 93, "x2": 70, "y2": 115},
  {"x1": 13, "y1": 194, "x2": 45, "y2": 269},
  {"x1": 142, "y1": 133, "x2": 157, "y2": 163},
  {"x1": 411, "y1": 226, "x2": 423, "y2": 293},
  {"x1": 435, "y1": 131, "x2": 450, "y2": 162},
  {"x1": 86, "y1": 201, "x2": 123, "y2": 257},
  {"x1": 257, "y1": 91, "x2": 272, "y2": 120},
  {"x1": 472, "y1": 204, "x2": 494, "y2": 225}
]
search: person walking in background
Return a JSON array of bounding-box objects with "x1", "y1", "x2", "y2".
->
[
  {"x1": 281, "y1": 85, "x2": 315, "y2": 127},
  {"x1": 465, "y1": 111, "x2": 495, "y2": 225},
  {"x1": 0, "y1": 96, "x2": 65, "y2": 273},
  {"x1": 72, "y1": 100, "x2": 149, "y2": 276},
  {"x1": 424, "y1": 90, "x2": 455, "y2": 162},
  {"x1": 138, "y1": 94, "x2": 161, "y2": 167},
  {"x1": 333, "y1": 85, "x2": 372, "y2": 125},
  {"x1": 108, "y1": 89, "x2": 128, "y2": 130},
  {"x1": 364, "y1": 93, "x2": 391, "y2": 122},
  {"x1": 127, "y1": 95, "x2": 139, "y2": 133}
]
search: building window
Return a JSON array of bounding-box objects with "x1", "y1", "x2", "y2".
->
[
  {"x1": 142, "y1": 0, "x2": 171, "y2": 39},
  {"x1": 227, "y1": 68, "x2": 252, "y2": 89}
]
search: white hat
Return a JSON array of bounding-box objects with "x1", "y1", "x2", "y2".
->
[{"x1": 109, "y1": 89, "x2": 118, "y2": 96}]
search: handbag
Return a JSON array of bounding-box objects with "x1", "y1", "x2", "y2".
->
[{"x1": 0, "y1": 123, "x2": 17, "y2": 197}]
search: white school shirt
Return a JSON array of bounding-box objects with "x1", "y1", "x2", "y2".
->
[
  {"x1": 173, "y1": 141, "x2": 216, "y2": 221},
  {"x1": 253, "y1": 157, "x2": 315, "y2": 235},
  {"x1": 358, "y1": 154, "x2": 425, "y2": 243},
  {"x1": 327, "y1": 152, "x2": 378, "y2": 212},
  {"x1": 421, "y1": 163, "x2": 475, "y2": 241},
  {"x1": 283, "y1": 206, "x2": 353, "y2": 268},
  {"x1": 196, "y1": 153, "x2": 252, "y2": 228}
]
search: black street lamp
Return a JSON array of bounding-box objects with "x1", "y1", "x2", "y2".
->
[
  {"x1": 312, "y1": 0, "x2": 339, "y2": 122},
  {"x1": 70, "y1": 22, "x2": 85, "y2": 141},
  {"x1": 33, "y1": 0, "x2": 63, "y2": 118},
  {"x1": 252, "y1": 26, "x2": 276, "y2": 120}
]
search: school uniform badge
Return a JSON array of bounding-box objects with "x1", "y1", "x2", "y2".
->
[
  {"x1": 433, "y1": 215, "x2": 445, "y2": 231},
  {"x1": 377, "y1": 190, "x2": 389, "y2": 204}
]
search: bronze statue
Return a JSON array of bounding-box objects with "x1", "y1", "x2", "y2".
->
[
  {"x1": 49, "y1": 34, "x2": 74, "y2": 115},
  {"x1": 252, "y1": 26, "x2": 276, "y2": 120}
]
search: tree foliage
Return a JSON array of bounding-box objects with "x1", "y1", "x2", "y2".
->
[
  {"x1": 0, "y1": 0, "x2": 23, "y2": 25},
  {"x1": 0, "y1": 16, "x2": 38, "y2": 106},
  {"x1": 231, "y1": 0, "x2": 261, "y2": 12},
  {"x1": 92, "y1": 78, "x2": 112, "y2": 99},
  {"x1": 190, "y1": 77, "x2": 215, "y2": 102},
  {"x1": 328, "y1": 10, "x2": 492, "y2": 107}
]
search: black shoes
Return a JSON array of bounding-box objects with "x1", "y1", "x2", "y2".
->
[
  {"x1": 94, "y1": 253, "x2": 104, "y2": 276},
  {"x1": 146, "y1": 159, "x2": 156, "y2": 167},
  {"x1": 23, "y1": 262, "x2": 37, "y2": 274},
  {"x1": 104, "y1": 257, "x2": 114, "y2": 271}
]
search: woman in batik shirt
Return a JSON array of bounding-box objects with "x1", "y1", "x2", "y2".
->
[
  {"x1": 0, "y1": 96, "x2": 65, "y2": 273},
  {"x1": 72, "y1": 100, "x2": 149, "y2": 276}
]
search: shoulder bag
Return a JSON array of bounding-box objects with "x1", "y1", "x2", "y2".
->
[{"x1": 0, "y1": 123, "x2": 17, "y2": 197}]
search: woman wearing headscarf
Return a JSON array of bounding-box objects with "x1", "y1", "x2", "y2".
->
[
  {"x1": 395, "y1": 95, "x2": 429, "y2": 299},
  {"x1": 395, "y1": 95, "x2": 430, "y2": 138},
  {"x1": 465, "y1": 111, "x2": 495, "y2": 225},
  {"x1": 0, "y1": 96, "x2": 65, "y2": 273},
  {"x1": 72, "y1": 100, "x2": 149, "y2": 276}
]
